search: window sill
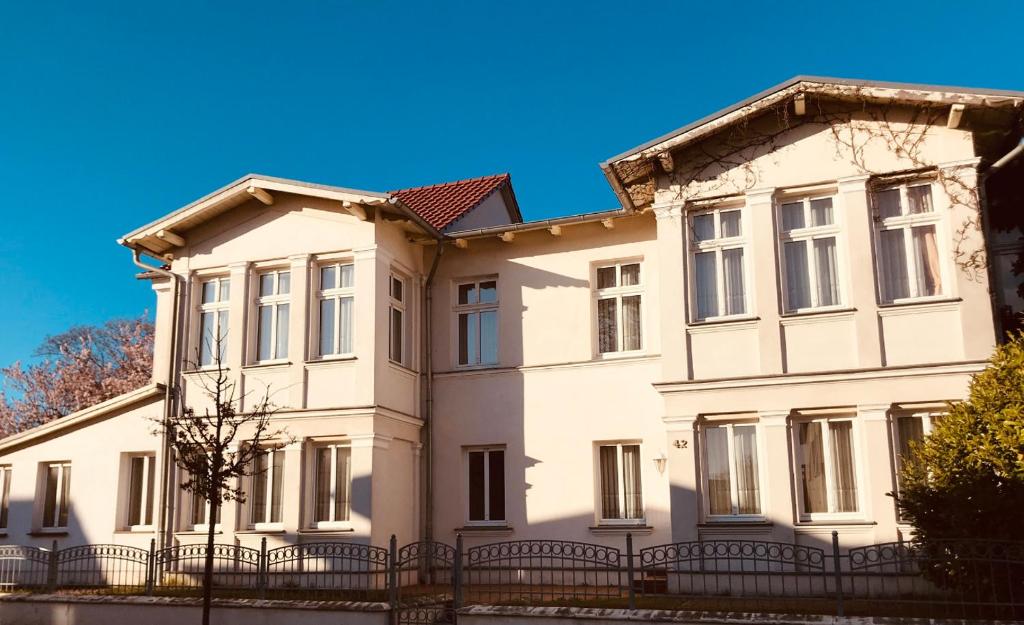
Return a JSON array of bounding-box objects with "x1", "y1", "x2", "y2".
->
[
  {"x1": 113, "y1": 525, "x2": 155, "y2": 534},
  {"x1": 304, "y1": 356, "x2": 357, "y2": 367},
  {"x1": 242, "y1": 361, "x2": 292, "y2": 371},
  {"x1": 877, "y1": 297, "x2": 962, "y2": 314},
  {"x1": 780, "y1": 307, "x2": 856, "y2": 320},
  {"x1": 174, "y1": 530, "x2": 224, "y2": 536},
  {"x1": 595, "y1": 350, "x2": 647, "y2": 361},
  {"x1": 388, "y1": 361, "x2": 418, "y2": 376},
  {"x1": 456, "y1": 525, "x2": 514, "y2": 537},
  {"x1": 298, "y1": 527, "x2": 355, "y2": 535},
  {"x1": 183, "y1": 367, "x2": 230, "y2": 375},
  {"x1": 589, "y1": 525, "x2": 653, "y2": 536},
  {"x1": 453, "y1": 363, "x2": 501, "y2": 372},
  {"x1": 700, "y1": 519, "x2": 772, "y2": 527},
  {"x1": 29, "y1": 529, "x2": 69, "y2": 537},
  {"x1": 688, "y1": 315, "x2": 760, "y2": 329},
  {"x1": 237, "y1": 527, "x2": 286, "y2": 535},
  {"x1": 795, "y1": 520, "x2": 877, "y2": 528}
]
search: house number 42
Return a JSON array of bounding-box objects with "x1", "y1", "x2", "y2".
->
[{"x1": 673, "y1": 440, "x2": 689, "y2": 449}]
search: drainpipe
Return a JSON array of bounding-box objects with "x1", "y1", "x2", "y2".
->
[
  {"x1": 129, "y1": 246, "x2": 183, "y2": 552},
  {"x1": 422, "y1": 241, "x2": 444, "y2": 545}
]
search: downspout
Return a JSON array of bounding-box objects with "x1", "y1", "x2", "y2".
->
[
  {"x1": 422, "y1": 240, "x2": 444, "y2": 545},
  {"x1": 129, "y1": 246, "x2": 182, "y2": 552}
]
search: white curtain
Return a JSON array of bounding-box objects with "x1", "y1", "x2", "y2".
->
[
  {"x1": 694, "y1": 252, "x2": 718, "y2": 319},
  {"x1": 781, "y1": 202, "x2": 805, "y2": 231},
  {"x1": 799, "y1": 422, "x2": 827, "y2": 514},
  {"x1": 720, "y1": 210, "x2": 742, "y2": 238},
  {"x1": 733, "y1": 426, "x2": 760, "y2": 514},
  {"x1": 705, "y1": 428, "x2": 732, "y2": 515},
  {"x1": 621, "y1": 445, "x2": 643, "y2": 519},
  {"x1": 621, "y1": 295, "x2": 642, "y2": 351},
  {"x1": 338, "y1": 296, "x2": 353, "y2": 354},
  {"x1": 258, "y1": 305, "x2": 274, "y2": 361},
  {"x1": 335, "y1": 447, "x2": 352, "y2": 522},
  {"x1": 251, "y1": 451, "x2": 269, "y2": 524},
  {"x1": 908, "y1": 185, "x2": 933, "y2": 214},
  {"x1": 814, "y1": 237, "x2": 840, "y2": 306},
  {"x1": 810, "y1": 198, "x2": 834, "y2": 226},
  {"x1": 913, "y1": 226, "x2": 942, "y2": 296},
  {"x1": 829, "y1": 422, "x2": 858, "y2": 513},
  {"x1": 275, "y1": 304, "x2": 289, "y2": 360},
  {"x1": 722, "y1": 249, "x2": 746, "y2": 315},
  {"x1": 879, "y1": 229, "x2": 909, "y2": 301},
  {"x1": 315, "y1": 448, "x2": 331, "y2": 522},
  {"x1": 876, "y1": 189, "x2": 902, "y2": 218},
  {"x1": 692, "y1": 214, "x2": 715, "y2": 241},
  {"x1": 597, "y1": 298, "x2": 618, "y2": 353},
  {"x1": 784, "y1": 241, "x2": 811, "y2": 310},
  {"x1": 320, "y1": 299, "x2": 335, "y2": 356}
]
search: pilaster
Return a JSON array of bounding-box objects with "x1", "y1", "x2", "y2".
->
[
  {"x1": 746, "y1": 188, "x2": 783, "y2": 374},
  {"x1": 857, "y1": 403, "x2": 894, "y2": 527},
  {"x1": 838, "y1": 175, "x2": 883, "y2": 367},
  {"x1": 662, "y1": 414, "x2": 699, "y2": 543},
  {"x1": 654, "y1": 202, "x2": 689, "y2": 381},
  {"x1": 757, "y1": 410, "x2": 794, "y2": 541},
  {"x1": 287, "y1": 254, "x2": 311, "y2": 409}
]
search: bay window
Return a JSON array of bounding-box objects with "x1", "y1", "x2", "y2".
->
[
  {"x1": 689, "y1": 206, "x2": 748, "y2": 321},
  {"x1": 703, "y1": 422, "x2": 761, "y2": 518},
  {"x1": 313, "y1": 444, "x2": 351, "y2": 527},
  {"x1": 467, "y1": 447, "x2": 505, "y2": 525},
  {"x1": 250, "y1": 448, "x2": 284, "y2": 527},
  {"x1": 41, "y1": 461, "x2": 71, "y2": 529},
  {"x1": 255, "y1": 270, "x2": 290, "y2": 362},
  {"x1": 455, "y1": 279, "x2": 498, "y2": 366},
  {"x1": 595, "y1": 261, "x2": 643, "y2": 354},
  {"x1": 873, "y1": 183, "x2": 945, "y2": 303},
  {"x1": 389, "y1": 274, "x2": 406, "y2": 365},
  {"x1": 779, "y1": 196, "x2": 843, "y2": 312},
  {"x1": 198, "y1": 277, "x2": 230, "y2": 367},
  {"x1": 318, "y1": 263, "x2": 355, "y2": 358},
  {"x1": 597, "y1": 442, "x2": 644, "y2": 523},
  {"x1": 795, "y1": 417, "x2": 860, "y2": 519}
]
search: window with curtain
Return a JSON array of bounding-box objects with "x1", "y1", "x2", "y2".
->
[
  {"x1": 186, "y1": 462, "x2": 220, "y2": 530},
  {"x1": 873, "y1": 183, "x2": 944, "y2": 303},
  {"x1": 389, "y1": 274, "x2": 406, "y2": 365},
  {"x1": 597, "y1": 443, "x2": 644, "y2": 523},
  {"x1": 198, "y1": 277, "x2": 230, "y2": 366},
  {"x1": 455, "y1": 279, "x2": 499, "y2": 366},
  {"x1": 689, "y1": 207, "x2": 747, "y2": 321},
  {"x1": 313, "y1": 444, "x2": 352, "y2": 527},
  {"x1": 467, "y1": 447, "x2": 505, "y2": 525},
  {"x1": 318, "y1": 263, "x2": 355, "y2": 358},
  {"x1": 778, "y1": 196, "x2": 843, "y2": 312},
  {"x1": 255, "y1": 270, "x2": 290, "y2": 362},
  {"x1": 126, "y1": 455, "x2": 155, "y2": 528},
  {"x1": 795, "y1": 417, "x2": 860, "y2": 519},
  {"x1": 250, "y1": 448, "x2": 284, "y2": 527},
  {"x1": 0, "y1": 466, "x2": 9, "y2": 530},
  {"x1": 595, "y1": 262, "x2": 643, "y2": 354},
  {"x1": 704, "y1": 423, "x2": 762, "y2": 517},
  {"x1": 894, "y1": 412, "x2": 939, "y2": 489}
]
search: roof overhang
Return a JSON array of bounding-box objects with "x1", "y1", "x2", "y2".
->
[{"x1": 600, "y1": 76, "x2": 1024, "y2": 211}]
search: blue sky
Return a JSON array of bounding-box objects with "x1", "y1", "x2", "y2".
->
[{"x1": 0, "y1": 0, "x2": 1020, "y2": 367}]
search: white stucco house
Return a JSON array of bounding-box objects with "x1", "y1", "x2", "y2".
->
[{"x1": 1, "y1": 76, "x2": 1022, "y2": 557}]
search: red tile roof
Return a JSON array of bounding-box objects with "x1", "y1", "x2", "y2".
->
[{"x1": 391, "y1": 174, "x2": 514, "y2": 231}]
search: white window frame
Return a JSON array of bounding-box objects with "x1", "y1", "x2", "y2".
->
[
  {"x1": 700, "y1": 420, "x2": 766, "y2": 521},
  {"x1": 316, "y1": 262, "x2": 356, "y2": 359},
  {"x1": 453, "y1": 278, "x2": 499, "y2": 368},
  {"x1": 872, "y1": 181, "x2": 949, "y2": 304},
  {"x1": 187, "y1": 481, "x2": 221, "y2": 533},
  {"x1": 891, "y1": 411, "x2": 940, "y2": 479},
  {"x1": 465, "y1": 446, "x2": 506, "y2": 527},
  {"x1": 389, "y1": 273, "x2": 407, "y2": 366},
  {"x1": 311, "y1": 443, "x2": 352, "y2": 529},
  {"x1": 687, "y1": 204, "x2": 751, "y2": 322},
  {"x1": 40, "y1": 461, "x2": 71, "y2": 530},
  {"x1": 125, "y1": 454, "x2": 156, "y2": 531},
  {"x1": 595, "y1": 441, "x2": 646, "y2": 526},
  {"x1": 0, "y1": 465, "x2": 11, "y2": 531},
  {"x1": 254, "y1": 269, "x2": 290, "y2": 363},
  {"x1": 594, "y1": 260, "x2": 644, "y2": 356},
  {"x1": 792, "y1": 415, "x2": 864, "y2": 522},
  {"x1": 197, "y1": 276, "x2": 231, "y2": 368},
  {"x1": 248, "y1": 447, "x2": 284, "y2": 531},
  {"x1": 777, "y1": 194, "x2": 847, "y2": 313}
]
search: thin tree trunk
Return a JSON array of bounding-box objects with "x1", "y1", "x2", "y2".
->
[{"x1": 202, "y1": 490, "x2": 217, "y2": 625}]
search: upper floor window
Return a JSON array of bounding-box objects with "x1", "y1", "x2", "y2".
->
[
  {"x1": 313, "y1": 443, "x2": 351, "y2": 527},
  {"x1": 41, "y1": 461, "x2": 71, "y2": 529},
  {"x1": 794, "y1": 416, "x2": 859, "y2": 519},
  {"x1": 597, "y1": 442, "x2": 644, "y2": 524},
  {"x1": 318, "y1": 263, "x2": 355, "y2": 358},
  {"x1": 455, "y1": 279, "x2": 498, "y2": 367},
  {"x1": 873, "y1": 183, "x2": 944, "y2": 303},
  {"x1": 703, "y1": 422, "x2": 761, "y2": 518},
  {"x1": 256, "y1": 270, "x2": 290, "y2": 362},
  {"x1": 0, "y1": 466, "x2": 10, "y2": 530},
  {"x1": 595, "y1": 262, "x2": 643, "y2": 354},
  {"x1": 389, "y1": 274, "x2": 406, "y2": 365},
  {"x1": 199, "y1": 277, "x2": 230, "y2": 367},
  {"x1": 779, "y1": 196, "x2": 843, "y2": 312},
  {"x1": 689, "y1": 206, "x2": 748, "y2": 321},
  {"x1": 250, "y1": 448, "x2": 284, "y2": 528},
  {"x1": 467, "y1": 447, "x2": 505, "y2": 525},
  {"x1": 126, "y1": 454, "x2": 155, "y2": 528}
]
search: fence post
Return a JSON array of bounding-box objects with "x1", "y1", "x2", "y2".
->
[
  {"x1": 831, "y1": 530, "x2": 844, "y2": 617},
  {"x1": 145, "y1": 538, "x2": 156, "y2": 596},
  {"x1": 258, "y1": 537, "x2": 268, "y2": 600},
  {"x1": 46, "y1": 540, "x2": 58, "y2": 593},
  {"x1": 453, "y1": 533, "x2": 464, "y2": 610},
  {"x1": 388, "y1": 534, "x2": 398, "y2": 609},
  {"x1": 626, "y1": 532, "x2": 636, "y2": 610}
]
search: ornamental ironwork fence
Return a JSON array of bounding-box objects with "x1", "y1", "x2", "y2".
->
[{"x1": 0, "y1": 533, "x2": 1021, "y2": 620}]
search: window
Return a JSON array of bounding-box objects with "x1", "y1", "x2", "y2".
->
[
  {"x1": 595, "y1": 262, "x2": 643, "y2": 354},
  {"x1": 455, "y1": 279, "x2": 498, "y2": 366},
  {"x1": 689, "y1": 206, "x2": 748, "y2": 321},
  {"x1": 250, "y1": 448, "x2": 284, "y2": 527},
  {"x1": 318, "y1": 263, "x2": 355, "y2": 358},
  {"x1": 795, "y1": 417, "x2": 859, "y2": 518},
  {"x1": 198, "y1": 277, "x2": 230, "y2": 367},
  {"x1": 256, "y1": 270, "x2": 290, "y2": 362},
  {"x1": 779, "y1": 196, "x2": 843, "y2": 312},
  {"x1": 873, "y1": 183, "x2": 944, "y2": 303},
  {"x1": 703, "y1": 423, "x2": 761, "y2": 517},
  {"x1": 389, "y1": 274, "x2": 406, "y2": 365},
  {"x1": 313, "y1": 444, "x2": 351, "y2": 526},
  {"x1": 189, "y1": 489, "x2": 221, "y2": 529},
  {"x1": 41, "y1": 462, "x2": 71, "y2": 529},
  {"x1": 0, "y1": 466, "x2": 10, "y2": 530},
  {"x1": 893, "y1": 412, "x2": 938, "y2": 487},
  {"x1": 467, "y1": 448, "x2": 505, "y2": 525},
  {"x1": 126, "y1": 455, "x2": 155, "y2": 528},
  {"x1": 597, "y1": 443, "x2": 644, "y2": 523}
]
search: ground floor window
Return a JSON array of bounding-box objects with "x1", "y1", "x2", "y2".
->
[
  {"x1": 250, "y1": 449, "x2": 284, "y2": 527},
  {"x1": 467, "y1": 447, "x2": 505, "y2": 525},
  {"x1": 0, "y1": 466, "x2": 10, "y2": 529},
  {"x1": 597, "y1": 442, "x2": 644, "y2": 523},
  {"x1": 126, "y1": 455, "x2": 155, "y2": 528},
  {"x1": 314, "y1": 444, "x2": 351, "y2": 526},
  {"x1": 795, "y1": 417, "x2": 859, "y2": 518},
  {"x1": 41, "y1": 462, "x2": 71, "y2": 529},
  {"x1": 703, "y1": 422, "x2": 761, "y2": 517}
]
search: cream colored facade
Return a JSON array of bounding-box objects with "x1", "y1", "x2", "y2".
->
[{"x1": 1, "y1": 77, "x2": 1022, "y2": 556}]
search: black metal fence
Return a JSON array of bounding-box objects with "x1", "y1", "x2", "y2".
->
[{"x1": 0, "y1": 533, "x2": 1021, "y2": 620}]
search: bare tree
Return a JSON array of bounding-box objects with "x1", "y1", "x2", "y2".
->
[{"x1": 156, "y1": 336, "x2": 287, "y2": 625}]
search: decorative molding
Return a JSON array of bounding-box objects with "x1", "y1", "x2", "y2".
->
[
  {"x1": 652, "y1": 204, "x2": 684, "y2": 221},
  {"x1": 837, "y1": 174, "x2": 871, "y2": 192},
  {"x1": 856, "y1": 403, "x2": 892, "y2": 421},
  {"x1": 348, "y1": 434, "x2": 393, "y2": 450},
  {"x1": 661, "y1": 414, "x2": 698, "y2": 427},
  {"x1": 757, "y1": 410, "x2": 791, "y2": 425},
  {"x1": 744, "y1": 187, "x2": 776, "y2": 204}
]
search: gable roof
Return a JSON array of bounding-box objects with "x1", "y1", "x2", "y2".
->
[
  {"x1": 390, "y1": 173, "x2": 522, "y2": 231},
  {"x1": 600, "y1": 75, "x2": 1024, "y2": 210}
]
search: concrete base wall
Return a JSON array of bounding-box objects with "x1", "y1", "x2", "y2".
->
[{"x1": 0, "y1": 595, "x2": 390, "y2": 625}]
